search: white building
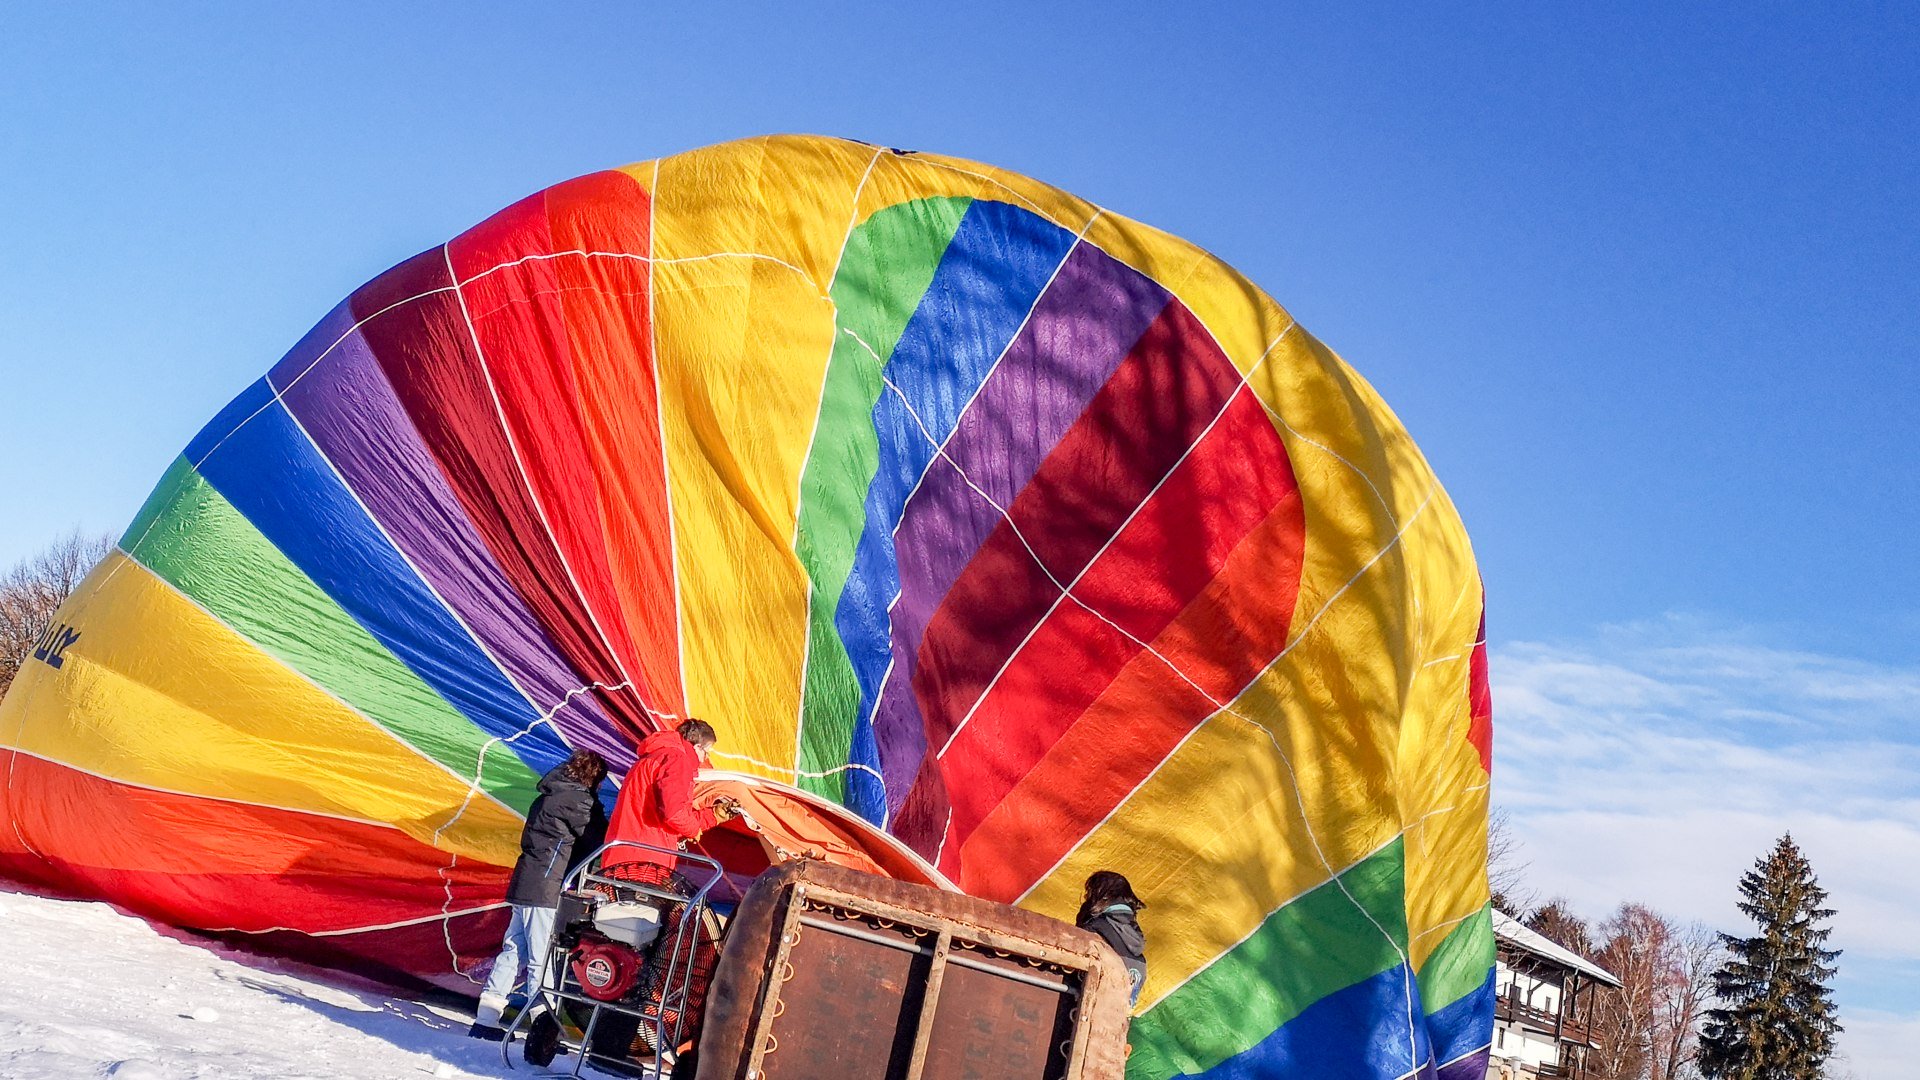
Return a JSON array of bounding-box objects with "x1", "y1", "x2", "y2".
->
[{"x1": 1487, "y1": 911, "x2": 1621, "y2": 1079}]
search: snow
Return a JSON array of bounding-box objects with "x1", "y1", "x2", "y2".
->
[{"x1": 0, "y1": 884, "x2": 547, "y2": 1079}]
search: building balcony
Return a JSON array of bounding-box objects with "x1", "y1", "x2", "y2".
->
[{"x1": 1493, "y1": 996, "x2": 1595, "y2": 1045}]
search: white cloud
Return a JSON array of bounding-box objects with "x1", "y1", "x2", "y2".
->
[
  {"x1": 1490, "y1": 619, "x2": 1920, "y2": 1079},
  {"x1": 1834, "y1": 1010, "x2": 1920, "y2": 1080}
]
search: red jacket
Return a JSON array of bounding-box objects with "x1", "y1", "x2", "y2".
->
[{"x1": 602, "y1": 731, "x2": 720, "y2": 871}]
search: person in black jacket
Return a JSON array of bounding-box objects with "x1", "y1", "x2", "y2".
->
[
  {"x1": 470, "y1": 748, "x2": 608, "y2": 1039},
  {"x1": 1076, "y1": 870, "x2": 1148, "y2": 1010}
]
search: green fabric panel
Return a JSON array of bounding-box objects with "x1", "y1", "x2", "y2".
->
[
  {"x1": 1127, "y1": 838, "x2": 1410, "y2": 1079},
  {"x1": 1417, "y1": 904, "x2": 1495, "y2": 1017},
  {"x1": 792, "y1": 195, "x2": 973, "y2": 803},
  {"x1": 121, "y1": 457, "x2": 540, "y2": 813}
]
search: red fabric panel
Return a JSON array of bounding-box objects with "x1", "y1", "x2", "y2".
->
[
  {"x1": 939, "y1": 387, "x2": 1307, "y2": 892},
  {"x1": 1468, "y1": 603, "x2": 1493, "y2": 771},
  {"x1": 222, "y1": 908, "x2": 509, "y2": 997},
  {"x1": 352, "y1": 245, "x2": 650, "y2": 738},
  {"x1": 0, "y1": 750, "x2": 507, "y2": 940},
  {"x1": 542, "y1": 173, "x2": 685, "y2": 716},
  {"x1": 892, "y1": 751, "x2": 952, "y2": 858}
]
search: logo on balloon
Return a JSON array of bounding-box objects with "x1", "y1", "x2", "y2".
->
[{"x1": 31, "y1": 622, "x2": 80, "y2": 670}]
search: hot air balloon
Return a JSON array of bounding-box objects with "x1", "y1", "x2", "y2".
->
[{"x1": 0, "y1": 135, "x2": 1495, "y2": 1078}]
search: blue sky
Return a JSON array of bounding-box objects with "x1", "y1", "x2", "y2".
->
[{"x1": 3, "y1": 2, "x2": 1915, "y2": 1073}]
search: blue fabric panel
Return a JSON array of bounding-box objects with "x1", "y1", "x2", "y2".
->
[
  {"x1": 190, "y1": 383, "x2": 568, "y2": 772},
  {"x1": 1425, "y1": 969, "x2": 1496, "y2": 1069},
  {"x1": 830, "y1": 201, "x2": 1077, "y2": 821},
  {"x1": 184, "y1": 378, "x2": 276, "y2": 465}
]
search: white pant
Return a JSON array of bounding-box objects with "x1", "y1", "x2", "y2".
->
[{"x1": 482, "y1": 904, "x2": 557, "y2": 1004}]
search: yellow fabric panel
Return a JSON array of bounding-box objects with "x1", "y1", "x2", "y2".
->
[
  {"x1": 625, "y1": 137, "x2": 867, "y2": 772},
  {"x1": 857, "y1": 147, "x2": 1100, "y2": 237},
  {"x1": 1274, "y1": 337, "x2": 1490, "y2": 970},
  {"x1": 1267, "y1": 332, "x2": 1486, "y2": 970},
  {"x1": 0, "y1": 554, "x2": 521, "y2": 867},
  {"x1": 1404, "y1": 742, "x2": 1492, "y2": 970},
  {"x1": 1392, "y1": 501, "x2": 1491, "y2": 970},
  {"x1": 1019, "y1": 672, "x2": 1408, "y2": 1008}
]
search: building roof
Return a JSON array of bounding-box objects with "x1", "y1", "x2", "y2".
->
[{"x1": 1492, "y1": 910, "x2": 1624, "y2": 988}]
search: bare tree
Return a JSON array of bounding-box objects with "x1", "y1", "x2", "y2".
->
[
  {"x1": 1582, "y1": 904, "x2": 1721, "y2": 1080},
  {"x1": 1590, "y1": 903, "x2": 1667, "y2": 1080},
  {"x1": 1649, "y1": 922, "x2": 1721, "y2": 1080},
  {"x1": 1488, "y1": 807, "x2": 1536, "y2": 916},
  {"x1": 0, "y1": 530, "x2": 114, "y2": 698}
]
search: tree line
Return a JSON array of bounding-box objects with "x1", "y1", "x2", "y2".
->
[{"x1": 1492, "y1": 812, "x2": 1843, "y2": 1079}]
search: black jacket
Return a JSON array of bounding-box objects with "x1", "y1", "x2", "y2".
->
[
  {"x1": 503, "y1": 768, "x2": 607, "y2": 907},
  {"x1": 1079, "y1": 904, "x2": 1147, "y2": 990}
]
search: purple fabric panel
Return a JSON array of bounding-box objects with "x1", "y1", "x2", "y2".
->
[
  {"x1": 868, "y1": 244, "x2": 1170, "y2": 810},
  {"x1": 1434, "y1": 1047, "x2": 1489, "y2": 1080},
  {"x1": 870, "y1": 630, "x2": 931, "y2": 817},
  {"x1": 269, "y1": 303, "x2": 633, "y2": 771}
]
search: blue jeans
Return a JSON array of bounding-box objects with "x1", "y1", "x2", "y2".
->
[{"x1": 482, "y1": 904, "x2": 557, "y2": 1005}]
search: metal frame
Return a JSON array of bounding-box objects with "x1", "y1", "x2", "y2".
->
[
  {"x1": 741, "y1": 878, "x2": 1106, "y2": 1080},
  {"x1": 501, "y1": 840, "x2": 726, "y2": 1077}
]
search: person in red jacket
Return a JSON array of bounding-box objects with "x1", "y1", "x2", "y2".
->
[{"x1": 602, "y1": 718, "x2": 735, "y2": 877}]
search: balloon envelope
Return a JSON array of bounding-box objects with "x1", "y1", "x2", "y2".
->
[{"x1": 0, "y1": 136, "x2": 1495, "y2": 1077}]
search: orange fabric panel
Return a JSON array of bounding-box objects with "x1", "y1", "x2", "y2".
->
[{"x1": 693, "y1": 776, "x2": 942, "y2": 888}]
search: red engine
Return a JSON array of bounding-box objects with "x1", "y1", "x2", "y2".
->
[{"x1": 569, "y1": 938, "x2": 642, "y2": 1002}]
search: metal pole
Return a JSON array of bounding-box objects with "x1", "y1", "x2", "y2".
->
[{"x1": 900, "y1": 929, "x2": 953, "y2": 1080}]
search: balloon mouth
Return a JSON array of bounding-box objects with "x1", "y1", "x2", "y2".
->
[{"x1": 692, "y1": 769, "x2": 956, "y2": 897}]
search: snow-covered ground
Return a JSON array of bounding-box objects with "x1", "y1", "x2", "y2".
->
[{"x1": 0, "y1": 884, "x2": 541, "y2": 1079}]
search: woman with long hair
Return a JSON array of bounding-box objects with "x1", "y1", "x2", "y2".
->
[
  {"x1": 1076, "y1": 870, "x2": 1147, "y2": 1009},
  {"x1": 469, "y1": 748, "x2": 609, "y2": 1039}
]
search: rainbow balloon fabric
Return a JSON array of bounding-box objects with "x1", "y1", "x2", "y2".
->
[{"x1": 0, "y1": 136, "x2": 1495, "y2": 1077}]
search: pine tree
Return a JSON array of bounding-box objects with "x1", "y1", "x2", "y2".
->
[{"x1": 1699, "y1": 834, "x2": 1841, "y2": 1080}]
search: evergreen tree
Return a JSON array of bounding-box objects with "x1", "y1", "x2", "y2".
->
[{"x1": 1699, "y1": 834, "x2": 1841, "y2": 1080}]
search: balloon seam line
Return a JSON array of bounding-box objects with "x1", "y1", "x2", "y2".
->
[
  {"x1": 196, "y1": 902, "x2": 511, "y2": 939},
  {"x1": 821, "y1": 208, "x2": 1104, "y2": 822},
  {"x1": 1435, "y1": 1040, "x2": 1495, "y2": 1073},
  {"x1": 1248, "y1": 391, "x2": 1400, "y2": 529},
  {"x1": 1407, "y1": 899, "x2": 1485, "y2": 951},
  {"x1": 880, "y1": 210, "x2": 1106, "y2": 548},
  {"x1": 916, "y1": 324, "x2": 1295, "y2": 870},
  {"x1": 430, "y1": 678, "x2": 633, "y2": 983},
  {"x1": 0, "y1": 743, "x2": 437, "y2": 835}
]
